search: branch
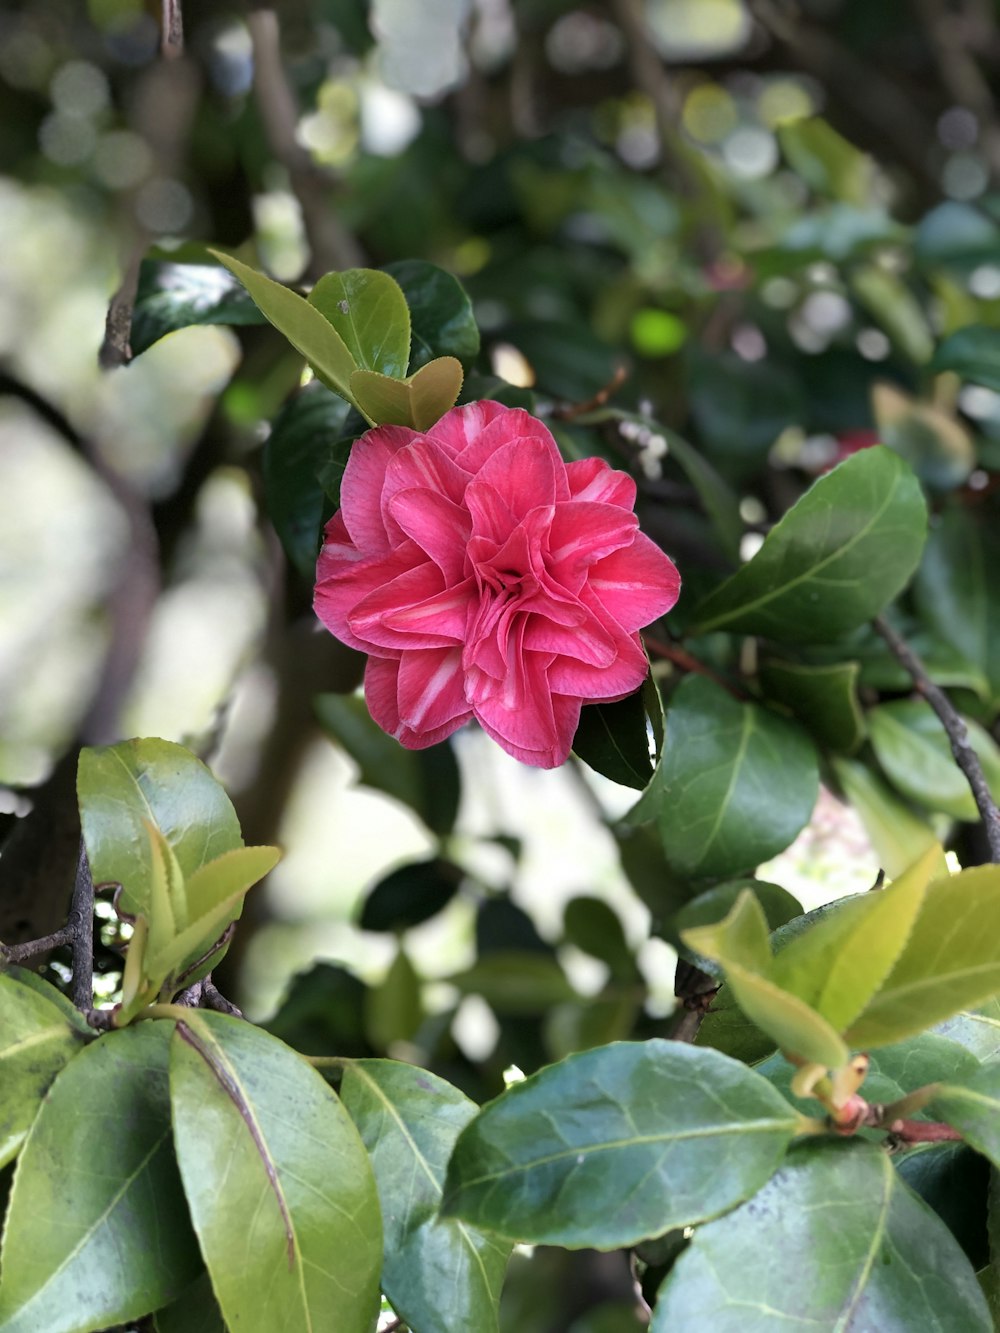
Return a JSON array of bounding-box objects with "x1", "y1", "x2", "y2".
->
[
  {"x1": 872, "y1": 615, "x2": 1000, "y2": 862},
  {"x1": 643, "y1": 634, "x2": 748, "y2": 700},
  {"x1": 247, "y1": 8, "x2": 363, "y2": 278},
  {"x1": 69, "y1": 842, "x2": 95, "y2": 1011},
  {"x1": 161, "y1": 0, "x2": 183, "y2": 59}
]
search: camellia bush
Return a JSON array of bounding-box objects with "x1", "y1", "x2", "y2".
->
[{"x1": 5, "y1": 3, "x2": 1000, "y2": 1332}]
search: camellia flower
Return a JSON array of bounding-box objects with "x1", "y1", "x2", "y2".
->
[{"x1": 314, "y1": 402, "x2": 680, "y2": 768}]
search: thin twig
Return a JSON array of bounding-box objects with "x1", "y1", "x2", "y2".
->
[
  {"x1": 99, "y1": 242, "x2": 144, "y2": 368},
  {"x1": 1, "y1": 926, "x2": 75, "y2": 966},
  {"x1": 161, "y1": 0, "x2": 183, "y2": 58},
  {"x1": 551, "y1": 366, "x2": 628, "y2": 421},
  {"x1": 643, "y1": 634, "x2": 748, "y2": 700},
  {"x1": 69, "y1": 841, "x2": 95, "y2": 1011},
  {"x1": 886, "y1": 1119, "x2": 964, "y2": 1145},
  {"x1": 873, "y1": 615, "x2": 1000, "y2": 862}
]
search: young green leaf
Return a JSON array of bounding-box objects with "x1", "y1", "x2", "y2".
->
[
  {"x1": 442, "y1": 1040, "x2": 802, "y2": 1248},
  {"x1": 690, "y1": 446, "x2": 927, "y2": 642},
  {"x1": 0, "y1": 974, "x2": 87, "y2": 1169},
  {"x1": 830, "y1": 756, "x2": 941, "y2": 878},
  {"x1": 0, "y1": 1023, "x2": 200, "y2": 1333},
  {"x1": 652, "y1": 1139, "x2": 991, "y2": 1330},
  {"x1": 847, "y1": 865, "x2": 1000, "y2": 1046},
  {"x1": 169, "y1": 1012, "x2": 381, "y2": 1333},
  {"x1": 78, "y1": 738, "x2": 243, "y2": 918},
  {"x1": 350, "y1": 355, "x2": 464, "y2": 430},
  {"x1": 639, "y1": 676, "x2": 819, "y2": 879},
  {"x1": 308, "y1": 268, "x2": 411, "y2": 378},
  {"x1": 340, "y1": 1060, "x2": 510, "y2": 1333},
  {"x1": 208, "y1": 250, "x2": 360, "y2": 405}
]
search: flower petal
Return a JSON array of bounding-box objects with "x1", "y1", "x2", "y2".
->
[
  {"x1": 365, "y1": 656, "x2": 470, "y2": 749},
  {"x1": 547, "y1": 501, "x2": 638, "y2": 575},
  {"x1": 389, "y1": 487, "x2": 472, "y2": 582},
  {"x1": 453, "y1": 408, "x2": 564, "y2": 481},
  {"x1": 466, "y1": 438, "x2": 562, "y2": 536},
  {"x1": 566, "y1": 457, "x2": 637, "y2": 508},
  {"x1": 315, "y1": 536, "x2": 426, "y2": 653},
  {"x1": 546, "y1": 627, "x2": 650, "y2": 699},
  {"x1": 396, "y1": 646, "x2": 471, "y2": 733},
  {"x1": 426, "y1": 401, "x2": 511, "y2": 458},
  {"x1": 339, "y1": 425, "x2": 417, "y2": 555},
  {"x1": 349, "y1": 562, "x2": 471, "y2": 649},
  {"x1": 586, "y1": 533, "x2": 681, "y2": 631},
  {"x1": 381, "y1": 438, "x2": 471, "y2": 545}
]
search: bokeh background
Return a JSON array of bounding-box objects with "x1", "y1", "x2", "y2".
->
[{"x1": 2, "y1": 1, "x2": 998, "y2": 1326}]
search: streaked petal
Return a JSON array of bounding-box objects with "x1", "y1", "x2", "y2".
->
[
  {"x1": 547, "y1": 501, "x2": 638, "y2": 574},
  {"x1": 468, "y1": 439, "x2": 561, "y2": 527},
  {"x1": 339, "y1": 425, "x2": 417, "y2": 554},
  {"x1": 586, "y1": 533, "x2": 681, "y2": 631},
  {"x1": 389, "y1": 487, "x2": 471, "y2": 582},
  {"x1": 349, "y1": 561, "x2": 469, "y2": 649},
  {"x1": 546, "y1": 628, "x2": 649, "y2": 699},
  {"x1": 365, "y1": 656, "x2": 470, "y2": 749},
  {"x1": 396, "y1": 646, "x2": 471, "y2": 733},
  {"x1": 566, "y1": 457, "x2": 636, "y2": 508},
  {"x1": 315, "y1": 538, "x2": 425, "y2": 652},
  {"x1": 454, "y1": 409, "x2": 564, "y2": 482},
  {"x1": 426, "y1": 401, "x2": 510, "y2": 457}
]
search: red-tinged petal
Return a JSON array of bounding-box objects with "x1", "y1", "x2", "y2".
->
[
  {"x1": 467, "y1": 439, "x2": 562, "y2": 529},
  {"x1": 426, "y1": 401, "x2": 511, "y2": 458},
  {"x1": 349, "y1": 561, "x2": 469, "y2": 649},
  {"x1": 381, "y1": 438, "x2": 472, "y2": 544},
  {"x1": 521, "y1": 606, "x2": 617, "y2": 667},
  {"x1": 396, "y1": 646, "x2": 471, "y2": 733},
  {"x1": 453, "y1": 408, "x2": 563, "y2": 480},
  {"x1": 315, "y1": 538, "x2": 426, "y2": 652},
  {"x1": 547, "y1": 501, "x2": 638, "y2": 575},
  {"x1": 465, "y1": 479, "x2": 518, "y2": 549},
  {"x1": 546, "y1": 628, "x2": 649, "y2": 699},
  {"x1": 339, "y1": 425, "x2": 417, "y2": 555},
  {"x1": 586, "y1": 533, "x2": 681, "y2": 631},
  {"x1": 475, "y1": 686, "x2": 581, "y2": 769},
  {"x1": 566, "y1": 457, "x2": 637, "y2": 508},
  {"x1": 388, "y1": 487, "x2": 471, "y2": 582},
  {"x1": 364, "y1": 656, "x2": 470, "y2": 749}
]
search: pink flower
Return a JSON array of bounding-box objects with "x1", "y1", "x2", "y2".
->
[{"x1": 314, "y1": 402, "x2": 681, "y2": 768}]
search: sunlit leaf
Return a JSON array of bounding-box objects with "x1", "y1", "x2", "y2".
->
[{"x1": 309, "y1": 268, "x2": 411, "y2": 378}]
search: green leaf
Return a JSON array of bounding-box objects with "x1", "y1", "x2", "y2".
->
[
  {"x1": 644, "y1": 676, "x2": 819, "y2": 879},
  {"x1": 691, "y1": 446, "x2": 927, "y2": 642},
  {"x1": 563, "y1": 897, "x2": 635, "y2": 980},
  {"x1": 315, "y1": 693, "x2": 460, "y2": 836},
  {"x1": 674, "y1": 880, "x2": 803, "y2": 941},
  {"x1": 935, "y1": 1000, "x2": 1000, "y2": 1061},
  {"x1": 759, "y1": 659, "x2": 865, "y2": 754},
  {"x1": 847, "y1": 865, "x2": 1000, "y2": 1047},
  {"x1": 914, "y1": 506, "x2": 1000, "y2": 710},
  {"x1": 442, "y1": 1040, "x2": 801, "y2": 1248},
  {"x1": 870, "y1": 382, "x2": 974, "y2": 490},
  {"x1": 932, "y1": 1065, "x2": 1000, "y2": 1169},
  {"x1": 0, "y1": 1023, "x2": 199, "y2": 1333},
  {"x1": 383, "y1": 259, "x2": 480, "y2": 371},
  {"x1": 364, "y1": 946, "x2": 423, "y2": 1050},
  {"x1": 869, "y1": 698, "x2": 1000, "y2": 820},
  {"x1": 340, "y1": 1059, "x2": 510, "y2": 1333},
  {"x1": 652, "y1": 1139, "x2": 991, "y2": 1331},
  {"x1": 683, "y1": 897, "x2": 848, "y2": 1070},
  {"x1": 688, "y1": 351, "x2": 803, "y2": 479},
  {"x1": 448, "y1": 953, "x2": 578, "y2": 1015},
  {"x1": 359, "y1": 858, "x2": 463, "y2": 933},
  {"x1": 153, "y1": 1273, "x2": 227, "y2": 1333},
  {"x1": 768, "y1": 843, "x2": 937, "y2": 1031},
  {"x1": 0, "y1": 974, "x2": 87, "y2": 1169},
  {"x1": 209, "y1": 250, "x2": 360, "y2": 405},
  {"x1": 262, "y1": 384, "x2": 353, "y2": 580},
  {"x1": 931, "y1": 325, "x2": 1000, "y2": 391},
  {"x1": 850, "y1": 267, "x2": 934, "y2": 365},
  {"x1": 695, "y1": 983, "x2": 779, "y2": 1066},
  {"x1": 350, "y1": 356, "x2": 464, "y2": 430},
  {"x1": 130, "y1": 260, "x2": 267, "y2": 357},
  {"x1": 169, "y1": 1011, "x2": 381, "y2": 1333},
  {"x1": 308, "y1": 268, "x2": 411, "y2": 378},
  {"x1": 830, "y1": 756, "x2": 940, "y2": 878},
  {"x1": 778, "y1": 116, "x2": 874, "y2": 204},
  {"x1": 78, "y1": 739, "x2": 243, "y2": 918},
  {"x1": 572, "y1": 689, "x2": 654, "y2": 790}
]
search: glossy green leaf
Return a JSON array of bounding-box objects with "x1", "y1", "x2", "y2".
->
[
  {"x1": 931, "y1": 324, "x2": 1000, "y2": 391},
  {"x1": 130, "y1": 260, "x2": 267, "y2": 357},
  {"x1": 359, "y1": 857, "x2": 463, "y2": 933},
  {"x1": 340, "y1": 1060, "x2": 510, "y2": 1333},
  {"x1": 262, "y1": 384, "x2": 353, "y2": 579},
  {"x1": 652, "y1": 1139, "x2": 991, "y2": 1330},
  {"x1": 0, "y1": 1023, "x2": 199, "y2": 1333},
  {"x1": 830, "y1": 756, "x2": 940, "y2": 878},
  {"x1": 682, "y1": 889, "x2": 771, "y2": 974},
  {"x1": 932, "y1": 1065, "x2": 1000, "y2": 1169},
  {"x1": 674, "y1": 880, "x2": 803, "y2": 942},
  {"x1": 768, "y1": 843, "x2": 937, "y2": 1031},
  {"x1": 869, "y1": 698, "x2": 1000, "y2": 820},
  {"x1": 759, "y1": 658, "x2": 865, "y2": 753},
  {"x1": 350, "y1": 355, "x2": 464, "y2": 430},
  {"x1": 315, "y1": 693, "x2": 460, "y2": 836},
  {"x1": 914, "y1": 506, "x2": 1000, "y2": 708},
  {"x1": 563, "y1": 897, "x2": 635, "y2": 980},
  {"x1": 691, "y1": 446, "x2": 927, "y2": 642},
  {"x1": 645, "y1": 676, "x2": 819, "y2": 879},
  {"x1": 209, "y1": 251, "x2": 360, "y2": 404},
  {"x1": 695, "y1": 983, "x2": 779, "y2": 1066},
  {"x1": 442, "y1": 1040, "x2": 801, "y2": 1248},
  {"x1": 851, "y1": 267, "x2": 934, "y2": 365},
  {"x1": 688, "y1": 941, "x2": 849, "y2": 1070},
  {"x1": 169, "y1": 1011, "x2": 381, "y2": 1333},
  {"x1": 0, "y1": 974, "x2": 87, "y2": 1169},
  {"x1": 383, "y1": 259, "x2": 480, "y2": 370},
  {"x1": 308, "y1": 268, "x2": 410, "y2": 378},
  {"x1": 935, "y1": 1000, "x2": 1000, "y2": 1061},
  {"x1": 77, "y1": 739, "x2": 243, "y2": 918},
  {"x1": 847, "y1": 865, "x2": 1000, "y2": 1046},
  {"x1": 896, "y1": 1143, "x2": 990, "y2": 1273},
  {"x1": 572, "y1": 689, "x2": 654, "y2": 790}
]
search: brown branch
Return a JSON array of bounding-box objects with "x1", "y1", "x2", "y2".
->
[
  {"x1": 887, "y1": 1118, "x2": 964, "y2": 1145},
  {"x1": 161, "y1": 0, "x2": 183, "y2": 59},
  {"x1": 551, "y1": 366, "x2": 628, "y2": 422},
  {"x1": 1, "y1": 926, "x2": 75, "y2": 966},
  {"x1": 69, "y1": 842, "x2": 95, "y2": 1011},
  {"x1": 643, "y1": 634, "x2": 748, "y2": 700},
  {"x1": 247, "y1": 8, "x2": 363, "y2": 279},
  {"x1": 873, "y1": 615, "x2": 1000, "y2": 862}
]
